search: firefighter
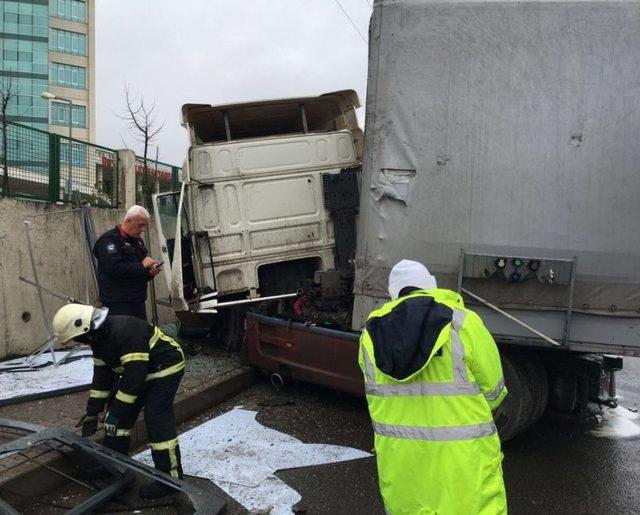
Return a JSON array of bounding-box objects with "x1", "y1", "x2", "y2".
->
[
  {"x1": 359, "y1": 259, "x2": 508, "y2": 514},
  {"x1": 52, "y1": 303, "x2": 185, "y2": 499},
  {"x1": 93, "y1": 205, "x2": 161, "y2": 320}
]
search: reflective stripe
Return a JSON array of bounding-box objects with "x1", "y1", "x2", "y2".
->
[
  {"x1": 150, "y1": 437, "x2": 179, "y2": 451},
  {"x1": 161, "y1": 331, "x2": 185, "y2": 360},
  {"x1": 361, "y1": 337, "x2": 479, "y2": 397},
  {"x1": 150, "y1": 437, "x2": 180, "y2": 477},
  {"x1": 450, "y1": 309, "x2": 468, "y2": 382},
  {"x1": 146, "y1": 361, "x2": 185, "y2": 381},
  {"x1": 112, "y1": 366, "x2": 124, "y2": 374},
  {"x1": 89, "y1": 389, "x2": 110, "y2": 399},
  {"x1": 116, "y1": 429, "x2": 131, "y2": 437},
  {"x1": 149, "y1": 327, "x2": 162, "y2": 349},
  {"x1": 120, "y1": 352, "x2": 149, "y2": 364},
  {"x1": 484, "y1": 377, "x2": 506, "y2": 402},
  {"x1": 366, "y1": 381, "x2": 480, "y2": 397},
  {"x1": 115, "y1": 390, "x2": 137, "y2": 404},
  {"x1": 361, "y1": 345, "x2": 376, "y2": 383},
  {"x1": 93, "y1": 358, "x2": 107, "y2": 367},
  {"x1": 372, "y1": 420, "x2": 496, "y2": 441},
  {"x1": 169, "y1": 445, "x2": 179, "y2": 477},
  {"x1": 144, "y1": 328, "x2": 185, "y2": 381}
]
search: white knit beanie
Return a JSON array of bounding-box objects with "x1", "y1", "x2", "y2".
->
[{"x1": 388, "y1": 259, "x2": 437, "y2": 300}]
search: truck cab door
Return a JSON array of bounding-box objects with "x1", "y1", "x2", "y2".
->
[{"x1": 152, "y1": 185, "x2": 196, "y2": 312}]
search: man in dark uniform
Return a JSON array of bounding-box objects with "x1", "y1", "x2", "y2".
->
[
  {"x1": 52, "y1": 303, "x2": 185, "y2": 499},
  {"x1": 93, "y1": 205, "x2": 161, "y2": 320}
]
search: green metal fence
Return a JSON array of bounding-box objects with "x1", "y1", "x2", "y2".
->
[
  {"x1": 0, "y1": 120, "x2": 119, "y2": 207},
  {"x1": 0, "y1": 120, "x2": 181, "y2": 208},
  {"x1": 135, "y1": 156, "x2": 181, "y2": 211}
]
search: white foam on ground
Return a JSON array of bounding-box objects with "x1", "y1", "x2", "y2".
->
[
  {"x1": 135, "y1": 407, "x2": 371, "y2": 514},
  {"x1": 0, "y1": 350, "x2": 93, "y2": 401},
  {"x1": 589, "y1": 404, "x2": 640, "y2": 440}
]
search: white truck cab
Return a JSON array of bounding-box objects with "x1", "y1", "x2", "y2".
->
[{"x1": 153, "y1": 90, "x2": 362, "y2": 346}]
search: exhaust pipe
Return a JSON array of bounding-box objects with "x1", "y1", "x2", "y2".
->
[{"x1": 270, "y1": 372, "x2": 285, "y2": 389}]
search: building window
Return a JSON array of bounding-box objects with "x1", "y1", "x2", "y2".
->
[
  {"x1": 50, "y1": 0, "x2": 86, "y2": 23},
  {"x1": 61, "y1": 141, "x2": 87, "y2": 167},
  {"x1": 50, "y1": 63, "x2": 86, "y2": 90},
  {"x1": 2, "y1": 38, "x2": 48, "y2": 74},
  {"x1": 1, "y1": 77, "x2": 48, "y2": 123},
  {"x1": 1, "y1": 2, "x2": 48, "y2": 37},
  {"x1": 49, "y1": 28, "x2": 87, "y2": 56},
  {"x1": 51, "y1": 102, "x2": 87, "y2": 128}
]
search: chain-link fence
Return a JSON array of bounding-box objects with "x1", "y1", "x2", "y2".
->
[
  {"x1": 0, "y1": 121, "x2": 51, "y2": 201},
  {"x1": 58, "y1": 134, "x2": 119, "y2": 207},
  {"x1": 1, "y1": 120, "x2": 182, "y2": 208},
  {"x1": 0, "y1": 120, "x2": 120, "y2": 207},
  {"x1": 135, "y1": 156, "x2": 180, "y2": 211}
]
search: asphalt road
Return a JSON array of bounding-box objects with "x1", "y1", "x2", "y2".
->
[
  {"x1": 12, "y1": 358, "x2": 640, "y2": 514},
  {"x1": 197, "y1": 360, "x2": 640, "y2": 515}
]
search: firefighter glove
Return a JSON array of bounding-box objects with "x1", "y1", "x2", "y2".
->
[
  {"x1": 76, "y1": 413, "x2": 99, "y2": 437},
  {"x1": 104, "y1": 412, "x2": 119, "y2": 437}
]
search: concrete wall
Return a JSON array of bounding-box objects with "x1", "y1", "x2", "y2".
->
[{"x1": 0, "y1": 197, "x2": 175, "y2": 359}]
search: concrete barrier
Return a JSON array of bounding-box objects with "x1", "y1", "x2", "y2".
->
[{"x1": 0, "y1": 197, "x2": 175, "y2": 358}]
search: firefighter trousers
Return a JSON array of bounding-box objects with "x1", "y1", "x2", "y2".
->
[{"x1": 103, "y1": 371, "x2": 184, "y2": 478}]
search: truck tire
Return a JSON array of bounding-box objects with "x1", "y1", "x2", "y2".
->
[
  {"x1": 495, "y1": 353, "x2": 527, "y2": 442},
  {"x1": 530, "y1": 356, "x2": 549, "y2": 423},
  {"x1": 496, "y1": 352, "x2": 550, "y2": 442},
  {"x1": 509, "y1": 353, "x2": 549, "y2": 429}
]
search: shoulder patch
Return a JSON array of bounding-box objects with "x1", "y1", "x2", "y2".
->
[{"x1": 106, "y1": 243, "x2": 117, "y2": 254}]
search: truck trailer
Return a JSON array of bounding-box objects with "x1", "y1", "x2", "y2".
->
[{"x1": 155, "y1": 0, "x2": 640, "y2": 440}]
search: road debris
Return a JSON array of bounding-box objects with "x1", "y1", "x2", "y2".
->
[
  {"x1": 0, "y1": 350, "x2": 92, "y2": 406},
  {"x1": 135, "y1": 406, "x2": 371, "y2": 513}
]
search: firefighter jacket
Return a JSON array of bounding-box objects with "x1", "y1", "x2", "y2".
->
[
  {"x1": 359, "y1": 288, "x2": 508, "y2": 515},
  {"x1": 86, "y1": 315, "x2": 185, "y2": 417},
  {"x1": 93, "y1": 226, "x2": 150, "y2": 304}
]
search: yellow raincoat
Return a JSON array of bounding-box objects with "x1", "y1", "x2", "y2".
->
[{"x1": 359, "y1": 289, "x2": 508, "y2": 515}]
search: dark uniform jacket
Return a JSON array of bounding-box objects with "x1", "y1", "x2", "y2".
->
[
  {"x1": 93, "y1": 226, "x2": 150, "y2": 304},
  {"x1": 86, "y1": 316, "x2": 185, "y2": 417}
]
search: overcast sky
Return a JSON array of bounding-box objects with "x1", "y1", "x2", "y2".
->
[{"x1": 95, "y1": 0, "x2": 371, "y2": 166}]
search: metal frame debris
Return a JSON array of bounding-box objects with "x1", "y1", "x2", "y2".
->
[{"x1": 0, "y1": 418, "x2": 226, "y2": 514}]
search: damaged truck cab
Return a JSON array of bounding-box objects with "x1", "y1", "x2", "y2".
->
[{"x1": 153, "y1": 91, "x2": 363, "y2": 349}]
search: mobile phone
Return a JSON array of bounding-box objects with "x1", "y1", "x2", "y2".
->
[{"x1": 156, "y1": 261, "x2": 164, "y2": 270}]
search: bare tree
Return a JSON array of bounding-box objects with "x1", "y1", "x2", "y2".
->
[
  {"x1": 118, "y1": 84, "x2": 164, "y2": 206},
  {"x1": 0, "y1": 76, "x2": 17, "y2": 196}
]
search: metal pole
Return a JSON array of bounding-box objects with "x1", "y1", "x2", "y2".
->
[
  {"x1": 214, "y1": 292, "x2": 300, "y2": 308},
  {"x1": 461, "y1": 288, "x2": 561, "y2": 347},
  {"x1": 81, "y1": 215, "x2": 91, "y2": 303},
  {"x1": 145, "y1": 147, "x2": 160, "y2": 326},
  {"x1": 19, "y1": 276, "x2": 79, "y2": 303},
  {"x1": 23, "y1": 220, "x2": 56, "y2": 365},
  {"x1": 223, "y1": 111, "x2": 231, "y2": 141},
  {"x1": 23, "y1": 221, "x2": 51, "y2": 338},
  {"x1": 300, "y1": 104, "x2": 309, "y2": 134}
]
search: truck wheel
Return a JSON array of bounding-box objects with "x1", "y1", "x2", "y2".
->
[
  {"x1": 510, "y1": 353, "x2": 549, "y2": 429},
  {"x1": 530, "y1": 356, "x2": 549, "y2": 423},
  {"x1": 496, "y1": 352, "x2": 550, "y2": 442},
  {"x1": 210, "y1": 307, "x2": 245, "y2": 352},
  {"x1": 495, "y1": 353, "x2": 526, "y2": 442}
]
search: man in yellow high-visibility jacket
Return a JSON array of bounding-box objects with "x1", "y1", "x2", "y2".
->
[{"x1": 359, "y1": 259, "x2": 508, "y2": 515}]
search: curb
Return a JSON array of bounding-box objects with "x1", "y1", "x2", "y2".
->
[{"x1": 0, "y1": 366, "x2": 258, "y2": 503}]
